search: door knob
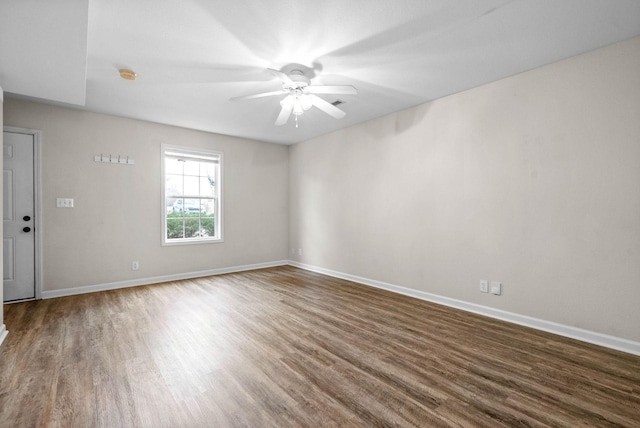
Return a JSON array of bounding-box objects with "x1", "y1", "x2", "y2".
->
[
  {"x1": 23, "y1": 215, "x2": 31, "y2": 221},
  {"x1": 23, "y1": 227, "x2": 31, "y2": 233}
]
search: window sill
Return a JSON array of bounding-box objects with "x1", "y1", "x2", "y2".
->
[{"x1": 162, "y1": 237, "x2": 224, "y2": 247}]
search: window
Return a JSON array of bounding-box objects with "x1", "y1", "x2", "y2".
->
[{"x1": 162, "y1": 145, "x2": 222, "y2": 245}]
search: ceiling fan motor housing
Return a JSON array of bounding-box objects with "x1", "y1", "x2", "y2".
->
[{"x1": 284, "y1": 70, "x2": 310, "y2": 89}]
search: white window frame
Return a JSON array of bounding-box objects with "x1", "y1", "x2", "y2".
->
[{"x1": 161, "y1": 144, "x2": 223, "y2": 246}]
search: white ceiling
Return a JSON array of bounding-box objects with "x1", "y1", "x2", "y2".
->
[{"x1": 1, "y1": 0, "x2": 639, "y2": 144}]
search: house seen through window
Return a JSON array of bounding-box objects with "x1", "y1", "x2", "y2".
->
[{"x1": 162, "y1": 145, "x2": 222, "y2": 244}]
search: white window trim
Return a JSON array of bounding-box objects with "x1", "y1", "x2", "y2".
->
[{"x1": 161, "y1": 144, "x2": 224, "y2": 246}]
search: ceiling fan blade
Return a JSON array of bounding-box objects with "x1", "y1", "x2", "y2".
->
[
  {"x1": 268, "y1": 68, "x2": 294, "y2": 85},
  {"x1": 306, "y1": 85, "x2": 358, "y2": 95},
  {"x1": 310, "y1": 95, "x2": 346, "y2": 119},
  {"x1": 275, "y1": 98, "x2": 293, "y2": 126},
  {"x1": 230, "y1": 90, "x2": 285, "y2": 101}
]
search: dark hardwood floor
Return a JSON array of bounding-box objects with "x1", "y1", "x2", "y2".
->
[{"x1": 1, "y1": 266, "x2": 639, "y2": 427}]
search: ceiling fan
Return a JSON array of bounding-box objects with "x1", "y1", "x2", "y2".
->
[{"x1": 231, "y1": 68, "x2": 357, "y2": 127}]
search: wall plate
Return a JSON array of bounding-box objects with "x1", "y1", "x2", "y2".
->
[{"x1": 490, "y1": 281, "x2": 502, "y2": 295}]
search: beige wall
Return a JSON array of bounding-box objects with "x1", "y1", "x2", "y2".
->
[
  {"x1": 289, "y1": 37, "x2": 640, "y2": 342},
  {"x1": 3, "y1": 99, "x2": 289, "y2": 291},
  {"x1": 3, "y1": 38, "x2": 638, "y2": 345}
]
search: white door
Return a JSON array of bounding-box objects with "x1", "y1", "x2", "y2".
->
[{"x1": 3, "y1": 131, "x2": 36, "y2": 301}]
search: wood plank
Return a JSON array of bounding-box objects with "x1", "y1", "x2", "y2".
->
[{"x1": 1, "y1": 266, "x2": 639, "y2": 427}]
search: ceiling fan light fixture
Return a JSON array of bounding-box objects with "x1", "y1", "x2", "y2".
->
[
  {"x1": 283, "y1": 93, "x2": 312, "y2": 117},
  {"x1": 292, "y1": 101, "x2": 304, "y2": 116},
  {"x1": 299, "y1": 94, "x2": 312, "y2": 111}
]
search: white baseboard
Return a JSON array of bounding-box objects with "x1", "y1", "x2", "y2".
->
[
  {"x1": 41, "y1": 260, "x2": 289, "y2": 299},
  {"x1": 0, "y1": 324, "x2": 7, "y2": 347},
  {"x1": 289, "y1": 261, "x2": 640, "y2": 356}
]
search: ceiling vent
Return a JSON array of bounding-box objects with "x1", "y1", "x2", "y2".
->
[{"x1": 331, "y1": 99, "x2": 344, "y2": 106}]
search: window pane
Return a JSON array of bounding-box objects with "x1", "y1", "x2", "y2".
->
[
  {"x1": 184, "y1": 218, "x2": 201, "y2": 238},
  {"x1": 182, "y1": 198, "x2": 202, "y2": 216},
  {"x1": 166, "y1": 174, "x2": 183, "y2": 196},
  {"x1": 200, "y1": 198, "x2": 215, "y2": 215},
  {"x1": 166, "y1": 197, "x2": 177, "y2": 212},
  {"x1": 201, "y1": 162, "x2": 217, "y2": 178},
  {"x1": 199, "y1": 177, "x2": 214, "y2": 197},
  {"x1": 165, "y1": 158, "x2": 184, "y2": 175},
  {"x1": 184, "y1": 176, "x2": 199, "y2": 196},
  {"x1": 201, "y1": 215, "x2": 215, "y2": 236},
  {"x1": 184, "y1": 160, "x2": 200, "y2": 176},
  {"x1": 171, "y1": 198, "x2": 184, "y2": 213},
  {"x1": 167, "y1": 218, "x2": 184, "y2": 239}
]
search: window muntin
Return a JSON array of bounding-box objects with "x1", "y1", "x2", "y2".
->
[{"x1": 162, "y1": 146, "x2": 222, "y2": 244}]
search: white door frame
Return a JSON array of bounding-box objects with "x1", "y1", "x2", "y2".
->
[{"x1": 3, "y1": 126, "x2": 43, "y2": 301}]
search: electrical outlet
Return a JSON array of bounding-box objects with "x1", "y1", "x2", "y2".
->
[
  {"x1": 132, "y1": 261, "x2": 139, "y2": 271},
  {"x1": 56, "y1": 198, "x2": 74, "y2": 208},
  {"x1": 298, "y1": 248, "x2": 303, "y2": 256},
  {"x1": 490, "y1": 281, "x2": 502, "y2": 295},
  {"x1": 479, "y1": 280, "x2": 489, "y2": 293}
]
